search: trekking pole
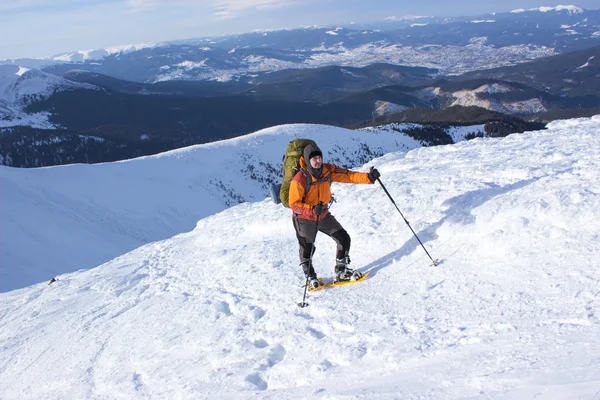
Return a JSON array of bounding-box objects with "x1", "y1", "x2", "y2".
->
[
  {"x1": 298, "y1": 278, "x2": 311, "y2": 308},
  {"x1": 372, "y1": 167, "x2": 438, "y2": 267},
  {"x1": 298, "y1": 205, "x2": 322, "y2": 308}
]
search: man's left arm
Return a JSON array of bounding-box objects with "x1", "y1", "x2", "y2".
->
[{"x1": 328, "y1": 164, "x2": 379, "y2": 184}]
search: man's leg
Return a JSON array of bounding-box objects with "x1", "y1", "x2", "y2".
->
[
  {"x1": 293, "y1": 217, "x2": 318, "y2": 279},
  {"x1": 318, "y1": 214, "x2": 362, "y2": 281},
  {"x1": 318, "y1": 213, "x2": 350, "y2": 259}
]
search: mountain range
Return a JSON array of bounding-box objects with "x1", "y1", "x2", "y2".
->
[
  {"x1": 1, "y1": 5, "x2": 599, "y2": 168},
  {"x1": 7, "y1": 6, "x2": 600, "y2": 83}
]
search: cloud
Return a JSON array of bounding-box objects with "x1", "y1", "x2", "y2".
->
[
  {"x1": 122, "y1": 0, "x2": 300, "y2": 19},
  {"x1": 0, "y1": 0, "x2": 315, "y2": 58},
  {"x1": 210, "y1": 0, "x2": 293, "y2": 19},
  {"x1": 125, "y1": 0, "x2": 160, "y2": 13},
  {"x1": 0, "y1": 0, "x2": 122, "y2": 16},
  {"x1": 0, "y1": 0, "x2": 46, "y2": 11},
  {"x1": 0, "y1": 0, "x2": 64, "y2": 12},
  {"x1": 2, "y1": 0, "x2": 306, "y2": 19}
]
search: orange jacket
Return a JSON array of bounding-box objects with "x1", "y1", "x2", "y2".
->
[{"x1": 289, "y1": 156, "x2": 373, "y2": 220}]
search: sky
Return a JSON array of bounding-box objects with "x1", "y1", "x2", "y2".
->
[
  {"x1": 1, "y1": 117, "x2": 599, "y2": 397},
  {"x1": 1, "y1": 0, "x2": 599, "y2": 60}
]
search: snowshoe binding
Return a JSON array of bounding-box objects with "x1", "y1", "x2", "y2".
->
[
  {"x1": 333, "y1": 256, "x2": 363, "y2": 282},
  {"x1": 307, "y1": 275, "x2": 322, "y2": 290},
  {"x1": 334, "y1": 267, "x2": 363, "y2": 282}
]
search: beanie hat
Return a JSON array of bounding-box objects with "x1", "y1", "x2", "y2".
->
[{"x1": 303, "y1": 143, "x2": 323, "y2": 163}]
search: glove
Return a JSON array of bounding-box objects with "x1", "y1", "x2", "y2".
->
[
  {"x1": 312, "y1": 202, "x2": 324, "y2": 217},
  {"x1": 368, "y1": 167, "x2": 381, "y2": 183}
]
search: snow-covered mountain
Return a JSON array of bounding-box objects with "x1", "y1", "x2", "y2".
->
[
  {"x1": 50, "y1": 43, "x2": 159, "y2": 63},
  {"x1": 0, "y1": 116, "x2": 598, "y2": 399},
  {"x1": 510, "y1": 5, "x2": 584, "y2": 14},
  {"x1": 358, "y1": 5, "x2": 587, "y2": 29},
  {"x1": 7, "y1": 6, "x2": 599, "y2": 83},
  {"x1": 0, "y1": 64, "x2": 98, "y2": 128},
  {"x1": 437, "y1": 82, "x2": 549, "y2": 115},
  {"x1": 0, "y1": 123, "x2": 484, "y2": 292}
]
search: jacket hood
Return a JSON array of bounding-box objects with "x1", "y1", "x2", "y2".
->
[
  {"x1": 303, "y1": 143, "x2": 322, "y2": 163},
  {"x1": 302, "y1": 143, "x2": 323, "y2": 179}
]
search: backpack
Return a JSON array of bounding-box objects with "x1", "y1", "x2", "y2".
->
[{"x1": 278, "y1": 138, "x2": 317, "y2": 208}]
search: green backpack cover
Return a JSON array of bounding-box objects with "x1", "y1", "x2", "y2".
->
[{"x1": 279, "y1": 138, "x2": 317, "y2": 208}]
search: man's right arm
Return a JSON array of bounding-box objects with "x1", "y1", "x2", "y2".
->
[{"x1": 289, "y1": 173, "x2": 315, "y2": 219}]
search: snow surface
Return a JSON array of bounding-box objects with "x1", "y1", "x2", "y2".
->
[
  {"x1": 175, "y1": 60, "x2": 209, "y2": 70},
  {"x1": 1, "y1": 116, "x2": 599, "y2": 399},
  {"x1": 511, "y1": 5, "x2": 584, "y2": 14},
  {"x1": 576, "y1": 55, "x2": 595, "y2": 69},
  {"x1": 16, "y1": 66, "x2": 30, "y2": 76},
  {"x1": 340, "y1": 68, "x2": 366, "y2": 78},
  {"x1": 538, "y1": 5, "x2": 584, "y2": 14},
  {"x1": 373, "y1": 101, "x2": 410, "y2": 118},
  {"x1": 446, "y1": 125, "x2": 486, "y2": 142},
  {"x1": 1, "y1": 123, "x2": 444, "y2": 292},
  {"x1": 385, "y1": 15, "x2": 430, "y2": 21},
  {"x1": 303, "y1": 43, "x2": 556, "y2": 77},
  {"x1": 448, "y1": 84, "x2": 547, "y2": 115}
]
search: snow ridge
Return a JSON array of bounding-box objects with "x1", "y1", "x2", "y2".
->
[
  {"x1": 511, "y1": 5, "x2": 584, "y2": 14},
  {"x1": 51, "y1": 43, "x2": 160, "y2": 62},
  {"x1": 2, "y1": 123, "x2": 488, "y2": 292}
]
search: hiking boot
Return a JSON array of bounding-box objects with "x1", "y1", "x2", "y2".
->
[
  {"x1": 334, "y1": 267, "x2": 363, "y2": 282},
  {"x1": 301, "y1": 260, "x2": 321, "y2": 289},
  {"x1": 334, "y1": 256, "x2": 362, "y2": 282},
  {"x1": 307, "y1": 275, "x2": 322, "y2": 290}
]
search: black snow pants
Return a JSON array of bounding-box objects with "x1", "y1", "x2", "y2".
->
[{"x1": 292, "y1": 213, "x2": 351, "y2": 276}]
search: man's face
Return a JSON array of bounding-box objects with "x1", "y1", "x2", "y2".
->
[{"x1": 310, "y1": 155, "x2": 322, "y2": 169}]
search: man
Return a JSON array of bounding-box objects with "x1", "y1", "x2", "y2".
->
[{"x1": 289, "y1": 143, "x2": 381, "y2": 290}]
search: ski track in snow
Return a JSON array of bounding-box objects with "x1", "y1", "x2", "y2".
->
[{"x1": 0, "y1": 117, "x2": 600, "y2": 398}]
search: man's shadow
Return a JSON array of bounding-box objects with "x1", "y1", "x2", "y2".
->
[{"x1": 362, "y1": 177, "x2": 541, "y2": 276}]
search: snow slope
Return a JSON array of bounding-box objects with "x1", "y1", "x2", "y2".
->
[
  {"x1": 448, "y1": 83, "x2": 547, "y2": 115},
  {"x1": 4, "y1": 123, "x2": 473, "y2": 292},
  {"x1": 0, "y1": 116, "x2": 598, "y2": 399}
]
